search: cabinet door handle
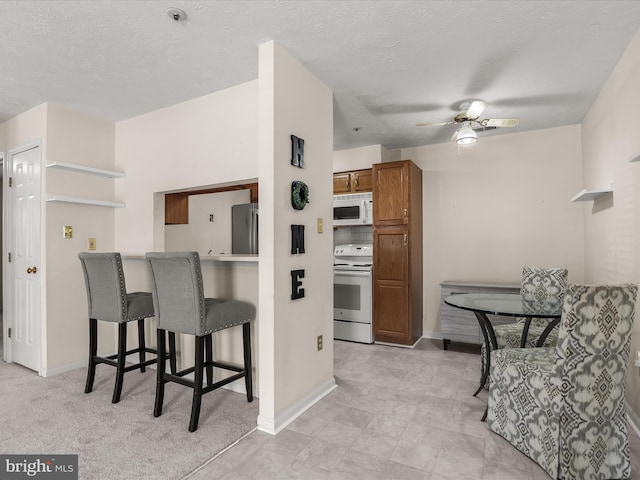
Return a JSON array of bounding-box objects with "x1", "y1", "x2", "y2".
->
[
  {"x1": 404, "y1": 233, "x2": 407, "y2": 246},
  {"x1": 355, "y1": 178, "x2": 359, "y2": 187},
  {"x1": 403, "y1": 208, "x2": 407, "y2": 218},
  {"x1": 27, "y1": 266, "x2": 38, "y2": 274}
]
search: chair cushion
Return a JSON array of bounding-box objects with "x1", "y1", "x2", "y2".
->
[{"x1": 204, "y1": 298, "x2": 255, "y2": 334}]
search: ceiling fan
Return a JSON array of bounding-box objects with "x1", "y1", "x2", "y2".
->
[{"x1": 416, "y1": 100, "x2": 519, "y2": 145}]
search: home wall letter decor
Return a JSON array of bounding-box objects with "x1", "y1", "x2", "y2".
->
[
  {"x1": 291, "y1": 181, "x2": 309, "y2": 210},
  {"x1": 291, "y1": 269, "x2": 305, "y2": 300},
  {"x1": 291, "y1": 135, "x2": 305, "y2": 168},
  {"x1": 291, "y1": 225, "x2": 305, "y2": 254}
]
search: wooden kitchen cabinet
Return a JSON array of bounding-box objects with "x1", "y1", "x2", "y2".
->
[
  {"x1": 372, "y1": 160, "x2": 423, "y2": 345},
  {"x1": 373, "y1": 160, "x2": 412, "y2": 225},
  {"x1": 373, "y1": 226, "x2": 410, "y2": 342},
  {"x1": 165, "y1": 193, "x2": 189, "y2": 225},
  {"x1": 333, "y1": 168, "x2": 373, "y2": 194}
]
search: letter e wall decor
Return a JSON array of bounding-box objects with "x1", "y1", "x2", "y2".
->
[{"x1": 291, "y1": 269, "x2": 305, "y2": 300}]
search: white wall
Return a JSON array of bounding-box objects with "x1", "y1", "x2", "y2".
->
[
  {"x1": 45, "y1": 103, "x2": 117, "y2": 371},
  {"x1": 333, "y1": 144, "x2": 389, "y2": 172},
  {"x1": 114, "y1": 80, "x2": 259, "y2": 255},
  {"x1": 580, "y1": 28, "x2": 640, "y2": 415},
  {"x1": 402, "y1": 126, "x2": 585, "y2": 337},
  {"x1": 258, "y1": 41, "x2": 334, "y2": 433}
]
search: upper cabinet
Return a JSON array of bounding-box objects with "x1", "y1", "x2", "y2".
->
[
  {"x1": 333, "y1": 168, "x2": 373, "y2": 194},
  {"x1": 373, "y1": 161, "x2": 411, "y2": 226}
]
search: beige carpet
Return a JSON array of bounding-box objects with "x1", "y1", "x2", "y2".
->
[{"x1": 0, "y1": 360, "x2": 258, "y2": 479}]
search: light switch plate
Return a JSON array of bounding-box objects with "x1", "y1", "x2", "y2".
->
[
  {"x1": 88, "y1": 238, "x2": 97, "y2": 251},
  {"x1": 317, "y1": 217, "x2": 323, "y2": 234},
  {"x1": 63, "y1": 226, "x2": 73, "y2": 239}
]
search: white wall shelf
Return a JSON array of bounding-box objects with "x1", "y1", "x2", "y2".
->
[
  {"x1": 46, "y1": 161, "x2": 125, "y2": 178},
  {"x1": 570, "y1": 186, "x2": 613, "y2": 202},
  {"x1": 46, "y1": 194, "x2": 125, "y2": 208}
]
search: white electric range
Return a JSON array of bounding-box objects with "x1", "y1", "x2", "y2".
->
[{"x1": 333, "y1": 244, "x2": 373, "y2": 344}]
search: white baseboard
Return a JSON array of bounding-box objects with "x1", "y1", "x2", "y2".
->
[
  {"x1": 42, "y1": 359, "x2": 87, "y2": 377},
  {"x1": 257, "y1": 377, "x2": 337, "y2": 436},
  {"x1": 374, "y1": 339, "x2": 420, "y2": 349},
  {"x1": 421, "y1": 331, "x2": 443, "y2": 340}
]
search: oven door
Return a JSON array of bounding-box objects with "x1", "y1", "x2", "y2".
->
[{"x1": 333, "y1": 269, "x2": 372, "y2": 323}]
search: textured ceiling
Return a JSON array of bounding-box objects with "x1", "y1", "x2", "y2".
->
[{"x1": 2, "y1": 0, "x2": 640, "y2": 150}]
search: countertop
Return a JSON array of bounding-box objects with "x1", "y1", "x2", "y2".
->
[{"x1": 121, "y1": 253, "x2": 259, "y2": 263}]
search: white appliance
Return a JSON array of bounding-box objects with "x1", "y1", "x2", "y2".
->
[
  {"x1": 334, "y1": 244, "x2": 373, "y2": 344},
  {"x1": 333, "y1": 192, "x2": 373, "y2": 226}
]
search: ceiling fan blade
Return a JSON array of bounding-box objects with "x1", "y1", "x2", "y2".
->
[
  {"x1": 465, "y1": 100, "x2": 487, "y2": 120},
  {"x1": 481, "y1": 118, "x2": 520, "y2": 127},
  {"x1": 416, "y1": 121, "x2": 454, "y2": 127}
]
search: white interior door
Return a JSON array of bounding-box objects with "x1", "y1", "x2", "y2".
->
[{"x1": 7, "y1": 142, "x2": 42, "y2": 372}]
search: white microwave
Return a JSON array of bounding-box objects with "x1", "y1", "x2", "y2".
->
[{"x1": 333, "y1": 192, "x2": 373, "y2": 226}]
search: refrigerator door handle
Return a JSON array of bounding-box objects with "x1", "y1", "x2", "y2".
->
[{"x1": 249, "y1": 206, "x2": 258, "y2": 255}]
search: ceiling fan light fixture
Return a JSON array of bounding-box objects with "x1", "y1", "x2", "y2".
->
[{"x1": 456, "y1": 124, "x2": 477, "y2": 145}]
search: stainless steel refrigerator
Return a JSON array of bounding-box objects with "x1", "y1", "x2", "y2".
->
[{"x1": 232, "y1": 203, "x2": 258, "y2": 254}]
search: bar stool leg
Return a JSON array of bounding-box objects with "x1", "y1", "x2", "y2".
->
[
  {"x1": 189, "y1": 336, "x2": 205, "y2": 432},
  {"x1": 154, "y1": 328, "x2": 167, "y2": 417},
  {"x1": 137, "y1": 319, "x2": 146, "y2": 372},
  {"x1": 112, "y1": 323, "x2": 128, "y2": 403},
  {"x1": 243, "y1": 323, "x2": 253, "y2": 402},
  {"x1": 85, "y1": 318, "x2": 98, "y2": 394},
  {"x1": 168, "y1": 332, "x2": 177, "y2": 374},
  {"x1": 205, "y1": 334, "x2": 213, "y2": 386}
]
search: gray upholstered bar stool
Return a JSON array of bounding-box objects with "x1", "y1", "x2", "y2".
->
[
  {"x1": 145, "y1": 251, "x2": 255, "y2": 432},
  {"x1": 78, "y1": 252, "x2": 176, "y2": 403}
]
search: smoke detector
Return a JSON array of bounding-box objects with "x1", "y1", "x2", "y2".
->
[{"x1": 167, "y1": 7, "x2": 187, "y2": 22}]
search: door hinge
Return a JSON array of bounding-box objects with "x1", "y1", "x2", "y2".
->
[
  {"x1": 8, "y1": 177, "x2": 12, "y2": 187},
  {"x1": 8, "y1": 252, "x2": 11, "y2": 263},
  {"x1": 7, "y1": 328, "x2": 11, "y2": 338}
]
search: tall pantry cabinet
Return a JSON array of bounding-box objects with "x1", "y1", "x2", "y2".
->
[{"x1": 372, "y1": 160, "x2": 423, "y2": 345}]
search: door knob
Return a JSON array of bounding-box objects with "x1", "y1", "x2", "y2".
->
[{"x1": 27, "y1": 266, "x2": 37, "y2": 274}]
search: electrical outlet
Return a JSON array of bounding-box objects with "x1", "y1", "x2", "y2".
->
[
  {"x1": 88, "y1": 238, "x2": 97, "y2": 251},
  {"x1": 63, "y1": 225, "x2": 73, "y2": 239},
  {"x1": 317, "y1": 335, "x2": 323, "y2": 351}
]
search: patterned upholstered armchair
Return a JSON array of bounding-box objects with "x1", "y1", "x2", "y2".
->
[{"x1": 487, "y1": 284, "x2": 637, "y2": 480}]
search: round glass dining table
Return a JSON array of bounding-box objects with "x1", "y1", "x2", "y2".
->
[{"x1": 444, "y1": 292, "x2": 563, "y2": 418}]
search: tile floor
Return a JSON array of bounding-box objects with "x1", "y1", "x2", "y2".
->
[{"x1": 187, "y1": 338, "x2": 640, "y2": 479}]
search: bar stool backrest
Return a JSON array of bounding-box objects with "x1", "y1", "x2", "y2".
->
[
  {"x1": 78, "y1": 252, "x2": 128, "y2": 323},
  {"x1": 146, "y1": 252, "x2": 206, "y2": 336}
]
